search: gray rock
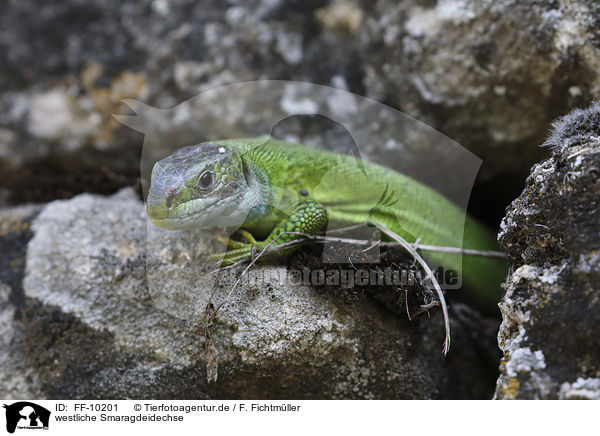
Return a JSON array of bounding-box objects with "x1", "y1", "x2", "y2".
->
[
  {"x1": 360, "y1": 0, "x2": 600, "y2": 179},
  {"x1": 0, "y1": 283, "x2": 43, "y2": 399},
  {"x1": 2, "y1": 0, "x2": 600, "y2": 205},
  {"x1": 0, "y1": 189, "x2": 498, "y2": 398},
  {"x1": 495, "y1": 102, "x2": 600, "y2": 399},
  {"x1": 0, "y1": 204, "x2": 44, "y2": 399}
]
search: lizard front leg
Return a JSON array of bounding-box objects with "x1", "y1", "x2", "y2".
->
[{"x1": 208, "y1": 200, "x2": 328, "y2": 266}]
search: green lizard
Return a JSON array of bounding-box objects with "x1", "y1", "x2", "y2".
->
[{"x1": 146, "y1": 135, "x2": 506, "y2": 315}]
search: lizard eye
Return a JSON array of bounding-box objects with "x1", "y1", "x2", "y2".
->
[{"x1": 198, "y1": 170, "x2": 215, "y2": 190}]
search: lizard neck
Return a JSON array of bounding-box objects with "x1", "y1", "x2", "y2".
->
[{"x1": 242, "y1": 159, "x2": 271, "y2": 222}]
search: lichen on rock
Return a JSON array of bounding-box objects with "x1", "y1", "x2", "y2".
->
[{"x1": 495, "y1": 102, "x2": 600, "y2": 399}]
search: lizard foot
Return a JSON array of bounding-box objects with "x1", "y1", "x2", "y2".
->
[
  {"x1": 216, "y1": 229, "x2": 259, "y2": 249},
  {"x1": 207, "y1": 240, "x2": 267, "y2": 266}
]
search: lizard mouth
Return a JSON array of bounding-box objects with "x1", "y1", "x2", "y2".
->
[{"x1": 146, "y1": 196, "x2": 230, "y2": 229}]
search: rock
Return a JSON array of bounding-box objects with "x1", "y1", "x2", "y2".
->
[
  {"x1": 0, "y1": 204, "x2": 44, "y2": 399},
  {"x1": 495, "y1": 102, "x2": 600, "y2": 399},
  {"x1": 0, "y1": 188, "x2": 498, "y2": 399},
  {"x1": 0, "y1": 282, "x2": 44, "y2": 399},
  {"x1": 2, "y1": 0, "x2": 600, "y2": 211},
  {"x1": 360, "y1": 0, "x2": 600, "y2": 181}
]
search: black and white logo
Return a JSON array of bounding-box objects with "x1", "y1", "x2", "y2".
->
[{"x1": 3, "y1": 402, "x2": 50, "y2": 433}]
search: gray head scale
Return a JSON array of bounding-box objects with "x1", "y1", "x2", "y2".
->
[{"x1": 146, "y1": 143, "x2": 256, "y2": 229}]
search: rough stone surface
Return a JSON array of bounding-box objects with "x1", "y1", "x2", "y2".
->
[
  {"x1": 0, "y1": 189, "x2": 498, "y2": 399},
  {"x1": 2, "y1": 0, "x2": 600, "y2": 210},
  {"x1": 495, "y1": 102, "x2": 600, "y2": 399},
  {"x1": 0, "y1": 204, "x2": 44, "y2": 399}
]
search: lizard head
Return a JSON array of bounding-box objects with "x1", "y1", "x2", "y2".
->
[{"x1": 146, "y1": 142, "x2": 253, "y2": 229}]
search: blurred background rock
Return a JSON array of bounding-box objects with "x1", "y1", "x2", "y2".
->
[{"x1": 2, "y1": 0, "x2": 599, "y2": 222}]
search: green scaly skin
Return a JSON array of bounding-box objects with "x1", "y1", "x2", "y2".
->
[{"x1": 147, "y1": 136, "x2": 506, "y2": 313}]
